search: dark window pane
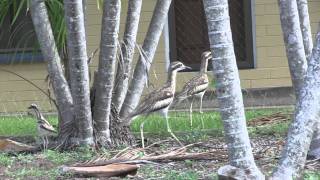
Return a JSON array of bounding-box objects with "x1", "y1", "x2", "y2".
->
[
  {"x1": 0, "y1": 2, "x2": 41, "y2": 63},
  {"x1": 169, "y1": 0, "x2": 254, "y2": 70}
]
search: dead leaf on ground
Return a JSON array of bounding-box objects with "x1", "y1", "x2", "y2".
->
[
  {"x1": 60, "y1": 163, "x2": 138, "y2": 178},
  {"x1": 0, "y1": 139, "x2": 36, "y2": 153},
  {"x1": 248, "y1": 112, "x2": 290, "y2": 127}
]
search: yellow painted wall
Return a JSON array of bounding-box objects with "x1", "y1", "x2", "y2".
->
[{"x1": 1, "y1": 0, "x2": 320, "y2": 113}]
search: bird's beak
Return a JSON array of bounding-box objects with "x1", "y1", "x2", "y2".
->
[
  {"x1": 184, "y1": 65, "x2": 192, "y2": 70},
  {"x1": 27, "y1": 106, "x2": 32, "y2": 110}
]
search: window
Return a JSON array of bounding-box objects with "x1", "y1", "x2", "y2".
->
[
  {"x1": 168, "y1": 0, "x2": 255, "y2": 71},
  {"x1": 0, "y1": 3, "x2": 42, "y2": 64}
]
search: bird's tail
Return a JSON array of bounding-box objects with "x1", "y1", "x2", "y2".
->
[
  {"x1": 120, "y1": 114, "x2": 138, "y2": 127},
  {"x1": 173, "y1": 92, "x2": 188, "y2": 106}
]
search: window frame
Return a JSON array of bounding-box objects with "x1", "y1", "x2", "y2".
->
[{"x1": 168, "y1": 0, "x2": 256, "y2": 71}]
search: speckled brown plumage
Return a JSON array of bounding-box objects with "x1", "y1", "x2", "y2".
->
[
  {"x1": 126, "y1": 61, "x2": 190, "y2": 147},
  {"x1": 174, "y1": 51, "x2": 212, "y2": 104}
]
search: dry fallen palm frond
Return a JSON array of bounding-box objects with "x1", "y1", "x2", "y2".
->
[
  {"x1": 305, "y1": 158, "x2": 320, "y2": 170},
  {"x1": 60, "y1": 163, "x2": 139, "y2": 178},
  {"x1": 70, "y1": 143, "x2": 227, "y2": 168},
  {"x1": 0, "y1": 139, "x2": 37, "y2": 153},
  {"x1": 247, "y1": 112, "x2": 291, "y2": 127},
  {"x1": 63, "y1": 139, "x2": 295, "y2": 178}
]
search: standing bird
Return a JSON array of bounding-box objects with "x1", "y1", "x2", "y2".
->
[
  {"x1": 174, "y1": 51, "x2": 212, "y2": 127},
  {"x1": 125, "y1": 61, "x2": 191, "y2": 147},
  {"x1": 28, "y1": 104, "x2": 57, "y2": 150}
]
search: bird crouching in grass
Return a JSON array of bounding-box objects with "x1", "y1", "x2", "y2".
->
[
  {"x1": 28, "y1": 104, "x2": 57, "y2": 150},
  {"x1": 173, "y1": 51, "x2": 212, "y2": 128},
  {"x1": 124, "y1": 61, "x2": 191, "y2": 148}
]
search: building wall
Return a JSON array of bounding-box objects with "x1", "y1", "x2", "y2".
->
[
  {"x1": 129, "y1": 0, "x2": 320, "y2": 92},
  {"x1": 0, "y1": 0, "x2": 320, "y2": 113}
]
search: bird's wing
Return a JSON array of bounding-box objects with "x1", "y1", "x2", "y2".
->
[
  {"x1": 175, "y1": 75, "x2": 209, "y2": 101},
  {"x1": 130, "y1": 86, "x2": 174, "y2": 118},
  {"x1": 40, "y1": 118, "x2": 57, "y2": 133}
]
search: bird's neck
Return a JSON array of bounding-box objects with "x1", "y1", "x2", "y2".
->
[
  {"x1": 200, "y1": 57, "x2": 209, "y2": 73},
  {"x1": 34, "y1": 108, "x2": 43, "y2": 120},
  {"x1": 167, "y1": 70, "x2": 177, "y2": 91}
]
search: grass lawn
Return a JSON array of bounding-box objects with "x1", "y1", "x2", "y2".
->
[
  {"x1": 0, "y1": 108, "x2": 292, "y2": 137},
  {"x1": 1, "y1": 107, "x2": 319, "y2": 179}
]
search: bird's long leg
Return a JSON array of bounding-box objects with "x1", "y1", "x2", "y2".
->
[
  {"x1": 140, "y1": 121, "x2": 146, "y2": 148},
  {"x1": 45, "y1": 136, "x2": 48, "y2": 151},
  {"x1": 45, "y1": 136, "x2": 49, "y2": 150},
  {"x1": 200, "y1": 94, "x2": 205, "y2": 129},
  {"x1": 43, "y1": 137, "x2": 46, "y2": 151},
  {"x1": 41, "y1": 137, "x2": 45, "y2": 150},
  {"x1": 200, "y1": 94, "x2": 204, "y2": 114},
  {"x1": 189, "y1": 98, "x2": 194, "y2": 128},
  {"x1": 164, "y1": 111, "x2": 183, "y2": 146}
]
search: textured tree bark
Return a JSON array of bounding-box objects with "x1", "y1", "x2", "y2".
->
[
  {"x1": 30, "y1": 0, "x2": 75, "y2": 146},
  {"x1": 308, "y1": 124, "x2": 320, "y2": 159},
  {"x1": 272, "y1": 25, "x2": 320, "y2": 179},
  {"x1": 82, "y1": 0, "x2": 87, "y2": 38},
  {"x1": 93, "y1": 0, "x2": 121, "y2": 146},
  {"x1": 202, "y1": 0, "x2": 264, "y2": 179},
  {"x1": 278, "y1": 0, "x2": 307, "y2": 101},
  {"x1": 296, "y1": 0, "x2": 313, "y2": 59},
  {"x1": 112, "y1": 0, "x2": 143, "y2": 111},
  {"x1": 280, "y1": 0, "x2": 320, "y2": 163},
  {"x1": 82, "y1": 0, "x2": 87, "y2": 23},
  {"x1": 120, "y1": 0, "x2": 172, "y2": 119},
  {"x1": 64, "y1": 0, "x2": 94, "y2": 145},
  {"x1": 296, "y1": 0, "x2": 320, "y2": 160},
  {"x1": 109, "y1": 105, "x2": 135, "y2": 147}
]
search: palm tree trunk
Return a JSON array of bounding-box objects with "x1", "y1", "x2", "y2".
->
[
  {"x1": 278, "y1": 0, "x2": 307, "y2": 101},
  {"x1": 309, "y1": 125, "x2": 320, "y2": 159},
  {"x1": 296, "y1": 0, "x2": 313, "y2": 59},
  {"x1": 93, "y1": 0, "x2": 121, "y2": 146},
  {"x1": 112, "y1": 0, "x2": 143, "y2": 111},
  {"x1": 64, "y1": 0, "x2": 94, "y2": 145},
  {"x1": 272, "y1": 25, "x2": 320, "y2": 179},
  {"x1": 120, "y1": 0, "x2": 172, "y2": 119},
  {"x1": 30, "y1": 0, "x2": 75, "y2": 146},
  {"x1": 296, "y1": 0, "x2": 320, "y2": 160},
  {"x1": 280, "y1": 0, "x2": 320, "y2": 162},
  {"x1": 202, "y1": 0, "x2": 263, "y2": 179},
  {"x1": 82, "y1": 0, "x2": 87, "y2": 23}
]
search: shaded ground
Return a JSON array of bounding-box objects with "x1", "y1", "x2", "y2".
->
[{"x1": 0, "y1": 135, "x2": 319, "y2": 179}]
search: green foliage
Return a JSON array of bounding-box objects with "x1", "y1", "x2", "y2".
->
[
  {"x1": 45, "y1": 0, "x2": 66, "y2": 53},
  {"x1": 131, "y1": 108, "x2": 291, "y2": 136},
  {"x1": 96, "y1": 0, "x2": 103, "y2": 10},
  {"x1": 184, "y1": 159, "x2": 194, "y2": 167},
  {"x1": 131, "y1": 111, "x2": 223, "y2": 135},
  {"x1": 0, "y1": 153, "x2": 14, "y2": 166},
  {"x1": 249, "y1": 122, "x2": 290, "y2": 137},
  {"x1": 5, "y1": 167, "x2": 44, "y2": 179},
  {"x1": 304, "y1": 171, "x2": 320, "y2": 180},
  {"x1": 2, "y1": 149, "x2": 97, "y2": 179},
  {"x1": 0, "y1": 108, "x2": 292, "y2": 138},
  {"x1": 0, "y1": 115, "x2": 57, "y2": 136},
  {"x1": 164, "y1": 170, "x2": 199, "y2": 180},
  {"x1": 0, "y1": 0, "x2": 29, "y2": 26},
  {"x1": 44, "y1": 148, "x2": 96, "y2": 164},
  {"x1": 0, "y1": 0, "x2": 66, "y2": 54}
]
